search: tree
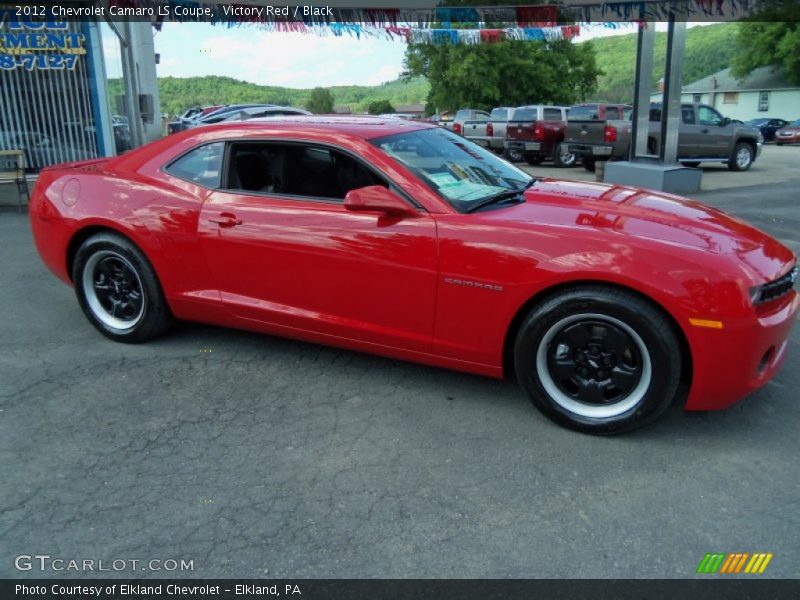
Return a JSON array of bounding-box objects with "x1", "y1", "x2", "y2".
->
[
  {"x1": 367, "y1": 100, "x2": 395, "y2": 114},
  {"x1": 305, "y1": 87, "x2": 335, "y2": 114},
  {"x1": 731, "y1": 22, "x2": 800, "y2": 85},
  {"x1": 403, "y1": 39, "x2": 601, "y2": 112}
]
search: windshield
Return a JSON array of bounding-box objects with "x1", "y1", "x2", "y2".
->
[
  {"x1": 747, "y1": 118, "x2": 769, "y2": 126},
  {"x1": 790, "y1": 120, "x2": 800, "y2": 127},
  {"x1": 371, "y1": 127, "x2": 532, "y2": 212}
]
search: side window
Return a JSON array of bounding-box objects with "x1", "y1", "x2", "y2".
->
[
  {"x1": 224, "y1": 142, "x2": 387, "y2": 201},
  {"x1": 473, "y1": 113, "x2": 489, "y2": 122},
  {"x1": 543, "y1": 108, "x2": 562, "y2": 121},
  {"x1": 681, "y1": 106, "x2": 696, "y2": 125},
  {"x1": 698, "y1": 106, "x2": 723, "y2": 126},
  {"x1": 165, "y1": 142, "x2": 224, "y2": 188}
]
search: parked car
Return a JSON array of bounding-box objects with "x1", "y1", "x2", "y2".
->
[
  {"x1": 111, "y1": 115, "x2": 131, "y2": 153},
  {"x1": 452, "y1": 109, "x2": 490, "y2": 138},
  {"x1": 28, "y1": 116, "x2": 799, "y2": 434},
  {"x1": 484, "y1": 106, "x2": 515, "y2": 154},
  {"x1": 214, "y1": 106, "x2": 311, "y2": 123},
  {"x1": 185, "y1": 104, "x2": 290, "y2": 128},
  {"x1": 567, "y1": 103, "x2": 762, "y2": 172},
  {"x1": 746, "y1": 118, "x2": 789, "y2": 142},
  {"x1": 775, "y1": 120, "x2": 800, "y2": 145},
  {"x1": 429, "y1": 112, "x2": 454, "y2": 129},
  {"x1": 504, "y1": 105, "x2": 575, "y2": 167},
  {"x1": 0, "y1": 130, "x2": 92, "y2": 171}
]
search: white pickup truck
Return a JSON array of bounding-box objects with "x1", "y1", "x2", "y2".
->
[{"x1": 452, "y1": 109, "x2": 491, "y2": 144}]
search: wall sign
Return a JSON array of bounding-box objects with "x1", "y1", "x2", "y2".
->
[{"x1": 0, "y1": 17, "x2": 85, "y2": 71}]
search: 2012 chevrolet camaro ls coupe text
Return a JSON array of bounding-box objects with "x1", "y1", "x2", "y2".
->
[{"x1": 29, "y1": 117, "x2": 798, "y2": 434}]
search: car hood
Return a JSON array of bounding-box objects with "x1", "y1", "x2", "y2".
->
[
  {"x1": 490, "y1": 179, "x2": 794, "y2": 280},
  {"x1": 776, "y1": 127, "x2": 800, "y2": 133}
]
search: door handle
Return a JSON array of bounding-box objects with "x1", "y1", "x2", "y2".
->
[{"x1": 209, "y1": 212, "x2": 242, "y2": 228}]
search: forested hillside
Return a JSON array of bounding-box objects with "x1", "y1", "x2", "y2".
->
[{"x1": 588, "y1": 22, "x2": 738, "y2": 102}]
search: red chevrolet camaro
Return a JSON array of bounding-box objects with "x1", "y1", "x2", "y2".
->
[{"x1": 29, "y1": 116, "x2": 798, "y2": 434}]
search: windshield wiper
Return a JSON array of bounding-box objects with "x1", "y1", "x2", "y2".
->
[{"x1": 465, "y1": 178, "x2": 537, "y2": 214}]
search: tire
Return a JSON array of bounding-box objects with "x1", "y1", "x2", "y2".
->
[
  {"x1": 682, "y1": 161, "x2": 701, "y2": 168},
  {"x1": 552, "y1": 142, "x2": 576, "y2": 168},
  {"x1": 581, "y1": 157, "x2": 596, "y2": 172},
  {"x1": 513, "y1": 285, "x2": 682, "y2": 434},
  {"x1": 728, "y1": 142, "x2": 754, "y2": 171},
  {"x1": 73, "y1": 232, "x2": 172, "y2": 343},
  {"x1": 504, "y1": 148, "x2": 523, "y2": 163},
  {"x1": 525, "y1": 153, "x2": 545, "y2": 166}
]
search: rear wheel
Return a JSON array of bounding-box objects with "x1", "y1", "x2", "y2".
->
[
  {"x1": 505, "y1": 148, "x2": 523, "y2": 163},
  {"x1": 581, "y1": 157, "x2": 596, "y2": 172},
  {"x1": 514, "y1": 286, "x2": 682, "y2": 434},
  {"x1": 728, "y1": 142, "x2": 754, "y2": 171},
  {"x1": 525, "y1": 153, "x2": 545, "y2": 166},
  {"x1": 552, "y1": 142, "x2": 576, "y2": 168},
  {"x1": 73, "y1": 232, "x2": 172, "y2": 343}
]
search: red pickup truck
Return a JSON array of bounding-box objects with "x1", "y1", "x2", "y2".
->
[{"x1": 503, "y1": 105, "x2": 574, "y2": 167}]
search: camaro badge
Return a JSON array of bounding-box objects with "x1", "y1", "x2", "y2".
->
[{"x1": 444, "y1": 277, "x2": 503, "y2": 292}]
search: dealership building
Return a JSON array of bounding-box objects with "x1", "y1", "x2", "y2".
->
[{"x1": 0, "y1": 8, "x2": 161, "y2": 173}]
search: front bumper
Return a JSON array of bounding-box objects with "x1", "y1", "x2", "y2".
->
[
  {"x1": 505, "y1": 141, "x2": 541, "y2": 152},
  {"x1": 684, "y1": 291, "x2": 799, "y2": 411}
]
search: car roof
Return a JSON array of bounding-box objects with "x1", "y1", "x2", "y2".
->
[{"x1": 201, "y1": 115, "x2": 437, "y2": 138}]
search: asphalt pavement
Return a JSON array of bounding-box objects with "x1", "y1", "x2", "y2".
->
[{"x1": 1, "y1": 152, "x2": 799, "y2": 579}]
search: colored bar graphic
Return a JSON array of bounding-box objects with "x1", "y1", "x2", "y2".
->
[
  {"x1": 696, "y1": 553, "x2": 726, "y2": 574},
  {"x1": 699, "y1": 552, "x2": 773, "y2": 575}
]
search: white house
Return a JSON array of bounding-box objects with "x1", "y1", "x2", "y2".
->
[{"x1": 649, "y1": 66, "x2": 800, "y2": 122}]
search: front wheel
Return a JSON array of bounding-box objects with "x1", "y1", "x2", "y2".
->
[
  {"x1": 552, "y1": 142, "x2": 576, "y2": 168},
  {"x1": 73, "y1": 232, "x2": 172, "y2": 343},
  {"x1": 514, "y1": 286, "x2": 682, "y2": 434},
  {"x1": 728, "y1": 142, "x2": 754, "y2": 171}
]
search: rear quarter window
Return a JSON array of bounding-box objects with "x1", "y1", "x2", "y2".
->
[
  {"x1": 567, "y1": 105, "x2": 600, "y2": 120},
  {"x1": 165, "y1": 142, "x2": 224, "y2": 188},
  {"x1": 542, "y1": 108, "x2": 563, "y2": 121},
  {"x1": 511, "y1": 108, "x2": 538, "y2": 122}
]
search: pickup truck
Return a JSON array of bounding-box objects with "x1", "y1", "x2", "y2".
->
[
  {"x1": 483, "y1": 106, "x2": 515, "y2": 153},
  {"x1": 567, "y1": 103, "x2": 763, "y2": 172},
  {"x1": 503, "y1": 105, "x2": 575, "y2": 167},
  {"x1": 452, "y1": 109, "x2": 490, "y2": 140}
]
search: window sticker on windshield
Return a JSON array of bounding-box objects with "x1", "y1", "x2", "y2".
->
[{"x1": 428, "y1": 172, "x2": 458, "y2": 186}]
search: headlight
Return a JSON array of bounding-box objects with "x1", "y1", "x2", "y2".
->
[{"x1": 750, "y1": 266, "x2": 798, "y2": 305}]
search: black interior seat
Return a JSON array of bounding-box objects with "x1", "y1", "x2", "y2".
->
[
  {"x1": 235, "y1": 152, "x2": 273, "y2": 191},
  {"x1": 336, "y1": 155, "x2": 377, "y2": 195}
]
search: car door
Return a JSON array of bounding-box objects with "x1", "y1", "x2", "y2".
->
[
  {"x1": 677, "y1": 105, "x2": 709, "y2": 158},
  {"x1": 697, "y1": 105, "x2": 732, "y2": 157},
  {"x1": 197, "y1": 140, "x2": 439, "y2": 353}
]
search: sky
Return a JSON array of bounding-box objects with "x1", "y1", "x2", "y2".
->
[{"x1": 102, "y1": 22, "x2": 714, "y2": 88}]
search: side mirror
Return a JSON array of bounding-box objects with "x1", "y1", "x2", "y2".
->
[
  {"x1": 344, "y1": 186, "x2": 417, "y2": 218},
  {"x1": 721, "y1": 117, "x2": 731, "y2": 127}
]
